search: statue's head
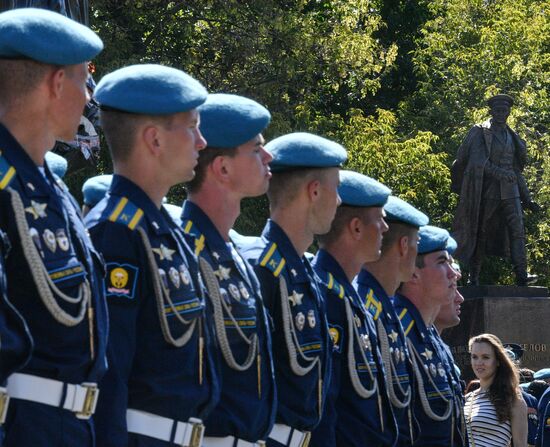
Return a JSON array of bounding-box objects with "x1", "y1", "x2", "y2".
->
[{"x1": 488, "y1": 94, "x2": 513, "y2": 125}]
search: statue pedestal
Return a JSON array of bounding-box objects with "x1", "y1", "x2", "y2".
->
[{"x1": 442, "y1": 286, "x2": 550, "y2": 382}]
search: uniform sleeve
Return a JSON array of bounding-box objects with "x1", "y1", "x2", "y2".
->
[{"x1": 89, "y1": 221, "x2": 148, "y2": 447}]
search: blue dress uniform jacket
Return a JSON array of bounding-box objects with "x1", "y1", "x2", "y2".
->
[
  {"x1": 433, "y1": 332, "x2": 467, "y2": 447},
  {"x1": 85, "y1": 176, "x2": 219, "y2": 447},
  {"x1": 393, "y1": 293, "x2": 458, "y2": 447},
  {"x1": 310, "y1": 250, "x2": 397, "y2": 447},
  {"x1": 240, "y1": 220, "x2": 332, "y2": 439},
  {"x1": 0, "y1": 123, "x2": 108, "y2": 446},
  {"x1": 353, "y1": 270, "x2": 417, "y2": 446},
  {"x1": 522, "y1": 390, "x2": 538, "y2": 446},
  {"x1": 0, "y1": 230, "x2": 32, "y2": 447},
  {"x1": 180, "y1": 201, "x2": 276, "y2": 442},
  {"x1": 536, "y1": 387, "x2": 550, "y2": 447}
]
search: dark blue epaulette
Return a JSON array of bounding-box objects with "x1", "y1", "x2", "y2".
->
[
  {"x1": 107, "y1": 196, "x2": 144, "y2": 230},
  {"x1": 398, "y1": 307, "x2": 415, "y2": 336},
  {"x1": 0, "y1": 151, "x2": 16, "y2": 190},
  {"x1": 258, "y1": 242, "x2": 286, "y2": 277},
  {"x1": 362, "y1": 287, "x2": 383, "y2": 321},
  {"x1": 181, "y1": 219, "x2": 206, "y2": 256},
  {"x1": 323, "y1": 271, "x2": 345, "y2": 299}
]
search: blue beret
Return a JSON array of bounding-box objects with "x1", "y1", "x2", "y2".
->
[
  {"x1": 0, "y1": 8, "x2": 103, "y2": 65},
  {"x1": 534, "y1": 368, "x2": 550, "y2": 380},
  {"x1": 199, "y1": 94, "x2": 271, "y2": 148},
  {"x1": 446, "y1": 235, "x2": 458, "y2": 256},
  {"x1": 163, "y1": 203, "x2": 182, "y2": 222},
  {"x1": 45, "y1": 152, "x2": 68, "y2": 179},
  {"x1": 95, "y1": 64, "x2": 207, "y2": 115},
  {"x1": 519, "y1": 382, "x2": 530, "y2": 390},
  {"x1": 384, "y1": 196, "x2": 429, "y2": 228},
  {"x1": 418, "y1": 225, "x2": 450, "y2": 255},
  {"x1": 266, "y1": 132, "x2": 347, "y2": 172},
  {"x1": 338, "y1": 170, "x2": 391, "y2": 207},
  {"x1": 82, "y1": 174, "x2": 112, "y2": 207}
]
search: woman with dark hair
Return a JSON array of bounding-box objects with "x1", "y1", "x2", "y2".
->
[{"x1": 464, "y1": 333, "x2": 528, "y2": 447}]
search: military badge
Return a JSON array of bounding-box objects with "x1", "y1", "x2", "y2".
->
[
  {"x1": 25, "y1": 200, "x2": 47, "y2": 220},
  {"x1": 394, "y1": 347, "x2": 401, "y2": 364},
  {"x1": 178, "y1": 264, "x2": 191, "y2": 286},
  {"x1": 30, "y1": 227, "x2": 44, "y2": 257},
  {"x1": 307, "y1": 309, "x2": 316, "y2": 328},
  {"x1": 238, "y1": 281, "x2": 249, "y2": 300},
  {"x1": 106, "y1": 263, "x2": 139, "y2": 299},
  {"x1": 169, "y1": 266, "x2": 180, "y2": 289},
  {"x1": 228, "y1": 283, "x2": 240, "y2": 301},
  {"x1": 295, "y1": 312, "x2": 305, "y2": 331},
  {"x1": 42, "y1": 229, "x2": 57, "y2": 253},
  {"x1": 421, "y1": 348, "x2": 433, "y2": 360},
  {"x1": 438, "y1": 363, "x2": 446, "y2": 378},
  {"x1": 158, "y1": 268, "x2": 169, "y2": 289},
  {"x1": 56, "y1": 229, "x2": 70, "y2": 251},
  {"x1": 214, "y1": 265, "x2": 231, "y2": 281},
  {"x1": 152, "y1": 244, "x2": 175, "y2": 261},
  {"x1": 354, "y1": 314, "x2": 361, "y2": 328},
  {"x1": 430, "y1": 363, "x2": 437, "y2": 378},
  {"x1": 388, "y1": 330, "x2": 399, "y2": 343},
  {"x1": 288, "y1": 290, "x2": 303, "y2": 307},
  {"x1": 361, "y1": 334, "x2": 371, "y2": 351}
]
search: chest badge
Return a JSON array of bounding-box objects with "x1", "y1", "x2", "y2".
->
[
  {"x1": 295, "y1": 312, "x2": 305, "y2": 331},
  {"x1": 238, "y1": 281, "x2": 250, "y2": 300},
  {"x1": 228, "y1": 283, "x2": 240, "y2": 301},
  {"x1": 288, "y1": 290, "x2": 303, "y2": 307},
  {"x1": 42, "y1": 229, "x2": 57, "y2": 253},
  {"x1": 152, "y1": 244, "x2": 175, "y2": 261},
  {"x1": 56, "y1": 229, "x2": 70, "y2": 251},
  {"x1": 307, "y1": 309, "x2": 316, "y2": 328},
  {"x1": 25, "y1": 200, "x2": 47, "y2": 220},
  {"x1": 169, "y1": 266, "x2": 181, "y2": 289},
  {"x1": 388, "y1": 330, "x2": 399, "y2": 343},
  {"x1": 179, "y1": 264, "x2": 191, "y2": 286},
  {"x1": 214, "y1": 265, "x2": 231, "y2": 281},
  {"x1": 421, "y1": 348, "x2": 433, "y2": 360}
]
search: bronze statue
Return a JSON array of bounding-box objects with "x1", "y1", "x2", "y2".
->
[{"x1": 451, "y1": 94, "x2": 539, "y2": 286}]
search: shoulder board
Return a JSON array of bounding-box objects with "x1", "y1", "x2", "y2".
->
[
  {"x1": 363, "y1": 288, "x2": 382, "y2": 320},
  {"x1": 182, "y1": 219, "x2": 206, "y2": 256},
  {"x1": 325, "y1": 272, "x2": 345, "y2": 299},
  {"x1": 108, "y1": 196, "x2": 144, "y2": 230},
  {"x1": 398, "y1": 307, "x2": 415, "y2": 336},
  {"x1": 259, "y1": 242, "x2": 286, "y2": 277},
  {"x1": 0, "y1": 151, "x2": 16, "y2": 190}
]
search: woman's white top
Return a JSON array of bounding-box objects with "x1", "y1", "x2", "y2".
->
[{"x1": 464, "y1": 389, "x2": 512, "y2": 447}]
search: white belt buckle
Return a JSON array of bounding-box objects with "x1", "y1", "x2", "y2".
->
[
  {"x1": 75, "y1": 382, "x2": 99, "y2": 420},
  {"x1": 187, "y1": 417, "x2": 205, "y2": 447},
  {"x1": 0, "y1": 387, "x2": 10, "y2": 424}
]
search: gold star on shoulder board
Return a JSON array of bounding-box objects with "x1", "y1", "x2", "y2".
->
[
  {"x1": 25, "y1": 200, "x2": 47, "y2": 220},
  {"x1": 388, "y1": 330, "x2": 399, "y2": 343},
  {"x1": 288, "y1": 290, "x2": 303, "y2": 307},
  {"x1": 214, "y1": 265, "x2": 231, "y2": 281},
  {"x1": 421, "y1": 348, "x2": 433, "y2": 360},
  {"x1": 152, "y1": 244, "x2": 176, "y2": 261}
]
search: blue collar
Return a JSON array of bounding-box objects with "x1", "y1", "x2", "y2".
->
[
  {"x1": 260, "y1": 219, "x2": 310, "y2": 283},
  {"x1": 313, "y1": 249, "x2": 358, "y2": 298},
  {"x1": 109, "y1": 175, "x2": 172, "y2": 236},
  {"x1": 393, "y1": 292, "x2": 430, "y2": 339}
]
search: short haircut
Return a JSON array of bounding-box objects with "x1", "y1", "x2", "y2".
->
[
  {"x1": 100, "y1": 110, "x2": 175, "y2": 163},
  {"x1": 0, "y1": 59, "x2": 53, "y2": 106},
  {"x1": 381, "y1": 221, "x2": 418, "y2": 254},
  {"x1": 185, "y1": 146, "x2": 238, "y2": 193},
  {"x1": 317, "y1": 205, "x2": 376, "y2": 247},
  {"x1": 267, "y1": 168, "x2": 332, "y2": 209}
]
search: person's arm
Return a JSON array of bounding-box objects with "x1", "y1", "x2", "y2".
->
[{"x1": 512, "y1": 393, "x2": 529, "y2": 447}]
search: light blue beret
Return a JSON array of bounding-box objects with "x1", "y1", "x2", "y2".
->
[
  {"x1": 418, "y1": 225, "x2": 450, "y2": 255},
  {"x1": 534, "y1": 368, "x2": 550, "y2": 380},
  {"x1": 338, "y1": 170, "x2": 391, "y2": 207},
  {"x1": 446, "y1": 236, "x2": 458, "y2": 256},
  {"x1": 384, "y1": 196, "x2": 429, "y2": 228},
  {"x1": 95, "y1": 64, "x2": 207, "y2": 115},
  {"x1": 0, "y1": 8, "x2": 103, "y2": 65},
  {"x1": 163, "y1": 204, "x2": 182, "y2": 222},
  {"x1": 199, "y1": 94, "x2": 271, "y2": 148},
  {"x1": 266, "y1": 132, "x2": 347, "y2": 172},
  {"x1": 82, "y1": 174, "x2": 112, "y2": 207},
  {"x1": 45, "y1": 152, "x2": 68, "y2": 179},
  {"x1": 519, "y1": 382, "x2": 530, "y2": 390}
]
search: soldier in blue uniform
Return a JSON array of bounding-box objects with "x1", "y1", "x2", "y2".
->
[
  {"x1": 309, "y1": 170, "x2": 398, "y2": 447},
  {"x1": 0, "y1": 8, "x2": 108, "y2": 446},
  {"x1": 86, "y1": 64, "x2": 219, "y2": 447},
  {"x1": 537, "y1": 386, "x2": 550, "y2": 447},
  {"x1": 81, "y1": 174, "x2": 112, "y2": 216},
  {"x1": 0, "y1": 230, "x2": 32, "y2": 446},
  {"x1": 393, "y1": 225, "x2": 461, "y2": 446},
  {"x1": 240, "y1": 132, "x2": 346, "y2": 447},
  {"x1": 181, "y1": 93, "x2": 276, "y2": 446},
  {"x1": 355, "y1": 195, "x2": 428, "y2": 446}
]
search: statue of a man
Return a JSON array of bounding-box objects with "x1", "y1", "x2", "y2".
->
[{"x1": 451, "y1": 94, "x2": 539, "y2": 286}]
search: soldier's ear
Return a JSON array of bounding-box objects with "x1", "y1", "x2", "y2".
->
[
  {"x1": 142, "y1": 125, "x2": 162, "y2": 155},
  {"x1": 399, "y1": 235, "x2": 409, "y2": 257},
  {"x1": 47, "y1": 66, "x2": 67, "y2": 100},
  {"x1": 307, "y1": 179, "x2": 321, "y2": 202},
  {"x1": 349, "y1": 217, "x2": 362, "y2": 240}
]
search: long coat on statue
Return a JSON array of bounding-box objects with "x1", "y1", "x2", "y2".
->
[{"x1": 451, "y1": 119, "x2": 527, "y2": 266}]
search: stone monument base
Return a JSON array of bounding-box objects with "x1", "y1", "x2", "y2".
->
[{"x1": 442, "y1": 285, "x2": 550, "y2": 382}]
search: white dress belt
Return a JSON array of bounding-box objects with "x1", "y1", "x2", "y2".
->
[
  {"x1": 126, "y1": 408, "x2": 204, "y2": 447},
  {"x1": 202, "y1": 435, "x2": 266, "y2": 447},
  {"x1": 6, "y1": 373, "x2": 99, "y2": 419},
  {"x1": 268, "y1": 423, "x2": 311, "y2": 447}
]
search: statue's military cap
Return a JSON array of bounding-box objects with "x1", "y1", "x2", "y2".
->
[
  {"x1": 338, "y1": 170, "x2": 391, "y2": 207},
  {"x1": 45, "y1": 152, "x2": 68, "y2": 179},
  {"x1": 266, "y1": 132, "x2": 347, "y2": 172},
  {"x1": 417, "y1": 225, "x2": 450, "y2": 255},
  {"x1": 383, "y1": 195, "x2": 429, "y2": 228},
  {"x1": 487, "y1": 94, "x2": 514, "y2": 108},
  {"x1": 0, "y1": 8, "x2": 103, "y2": 65},
  {"x1": 95, "y1": 64, "x2": 207, "y2": 115},
  {"x1": 82, "y1": 174, "x2": 113, "y2": 207},
  {"x1": 198, "y1": 93, "x2": 271, "y2": 148}
]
